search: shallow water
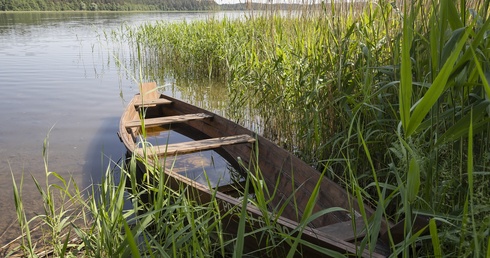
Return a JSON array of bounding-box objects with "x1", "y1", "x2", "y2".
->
[
  {"x1": 137, "y1": 122, "x2": 242, "y2": 187},
  {"x1": 0, "y1": 11, "x2": 241, "y2": 245}
]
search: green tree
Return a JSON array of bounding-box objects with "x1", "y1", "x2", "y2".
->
[
  {"x1": 1, "y1": 0, "x2": 216, "y2": 11},
  {"x1": 0, "y1": 0, "x2": 6, "y2": 11},
  {"x1": 37, "y1": 0, "x2": 47, "y2": 10}
]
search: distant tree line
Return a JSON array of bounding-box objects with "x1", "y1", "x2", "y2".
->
[
  {"x1": 217, "y1": 3, "x2": 311, "y2": 11},
  {"x1": 0, "y1": 0, "x2": 217, "y2": 11}
]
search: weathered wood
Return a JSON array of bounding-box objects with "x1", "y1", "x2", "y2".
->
[
  {"x1": 380, "y1": 215, "x2": 432, "y2": 244},
  {"x1": 316, "y1": 218, "x2": 366, "y2": 242},
  {"x1": 139, "y1": 82, "x2": 161, "y2": 100},
  {"x1": 215, "y1": 181, "x2": 253, "y2": 198},
  {"x1": 134, "y1": 97, "x2": 172, "y2": 107},
  {"x1": 136, "y1": 134, "x2": 255, "y2": 156},
  {"x1": 119, "y1": 82, "x2": 393, "y2": 258},
  {"x1": 133, "y1": 82, "x2": 171, "y2": 107},
  {"x1": 125, "y1": 113, "x2": 212, "y2": 128}
]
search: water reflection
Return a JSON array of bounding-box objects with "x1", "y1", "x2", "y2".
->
[
  {"x1": 135, "y1": 122, "x2": 243, "y2": 188},
  {"x1": 0, "y1": 11, "x2": 241, "y2": 246},
  {"x1": 82, "y1": 116, "x2": 125, "y2": 188},
  {"x1": 162, "y1": 78, "x2": 231, "y2": 115},
  {"x1": 0, "y1": 10, "x2": 264, "y2": 248}
]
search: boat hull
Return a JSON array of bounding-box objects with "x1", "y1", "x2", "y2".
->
[{"x1": 119, "y1": 82, "x2": 388, "y2": 257}]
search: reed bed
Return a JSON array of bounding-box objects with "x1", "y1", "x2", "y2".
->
[
  {"x1": 121, "y1": 0, "x2": 490, "y2": 256},
  {"x1": 6, "y1": 0, "x2": 490, "y2": 257},
  {"x1": 5, "y1": 137, "x2": 347, "y2": 257}
]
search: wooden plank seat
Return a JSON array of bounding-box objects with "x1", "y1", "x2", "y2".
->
[
  {"x1": 125, "y1": 113, "x2": 213, "y2": 128},
  {"x1": 136, "y1": 134, "x2": 255, "y2": 156},
  {"x1": 316, "y1": 219, "x2": 366, "y2": 242},
  {"x1": 215, "y1": 181, "x2": 253, "y2": 198},
  {"x1": 134, "y1": 96, "x2": 172, "y2": 107}
]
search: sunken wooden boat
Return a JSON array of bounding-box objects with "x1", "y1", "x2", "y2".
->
[{"x1": 119, "y1": 82, "x2": 393, "y2": 257}]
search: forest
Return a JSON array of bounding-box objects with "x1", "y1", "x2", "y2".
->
[{"x1": 0, "y1": 0, "x2": 217, "y2": 11}]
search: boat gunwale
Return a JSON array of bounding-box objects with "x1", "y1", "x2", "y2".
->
[{"x1": 118, "y1": 84, "x2": 388, "y2": 257}]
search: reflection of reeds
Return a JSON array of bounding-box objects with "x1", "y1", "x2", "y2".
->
[{"x1": 116, "y1": 1, "x2": 490, "y2": 256}]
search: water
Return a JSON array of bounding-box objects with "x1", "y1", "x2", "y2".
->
[
  {"x1": 134, "y1": 117, "x2": 243, "y2": 188},
  {"x1": 0, "y1": 11, "x2": 240, "y2": 245}
]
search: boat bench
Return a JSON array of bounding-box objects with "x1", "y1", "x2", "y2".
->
[
  {"x1": 136, "y1": 134, "x2": 256, "y2": 157},
  {"x1": 125, "y1": 113, "x2": 213, "y2": 128},
  {"x1": 133, "y1": 95, "x2": 173, "y2": 107},
  {"x1": 215, "y1": 180, "x2": 253, "y2": 198},
  {"x1": 316, "y1": 219, "x2": 366, "y2": 242}
]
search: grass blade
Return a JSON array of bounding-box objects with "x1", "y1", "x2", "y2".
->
[
  {"x1": 399, "y1": 0, "x2": 414, "y2": 133},
  {"x1": 429, "y1": 219, "x2": 442, "y2": 257},
  {"x1": 436, "y1": 101, "x2": 490, "y2": 146},
  {"x1": 467, "y1": 109, "x2": 480, "y2": 257},
  {"x1": 233, "y1": 161, "x2": 250, "y2": 258},
  {"x1": 286, "y1": 167, "x2": 328, "y2": 258},
  {"x1": 406, "y1": 27, "x2": 471, "y2": 136},
  {"x1": 122, "y1": 220, "x2": 142, "y2": 258},
  {"x1": 407, "y1": 157, "x2": 420, "y2": 203}
]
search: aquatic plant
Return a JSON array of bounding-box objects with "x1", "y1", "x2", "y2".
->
[
  {"x1": 5, "y1": 135, "x2": 347, "y2": 257},
  {"x1": 123, "y1": 0, "x2": 490, "y2": 256},
  {"x1": 6, "y1": 0, "x2": 490, "y2": 256}
]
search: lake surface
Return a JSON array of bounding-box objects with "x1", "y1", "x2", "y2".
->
[{"x1": 0, "y1": 11, "x2": 243, "y2": 245}]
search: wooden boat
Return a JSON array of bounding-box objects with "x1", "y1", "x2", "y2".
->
[{"x1": 119, "y1": 82, "x2": 395, "y2": 257}]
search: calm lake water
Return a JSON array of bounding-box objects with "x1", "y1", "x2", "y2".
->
[{"x1": 0, "y1": 11, "x2": 242, "y2": 245}]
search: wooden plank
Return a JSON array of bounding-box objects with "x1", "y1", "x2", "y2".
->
[
  {"x1": 380, "y1": 215, "x2": 432, "y2": 244},
  {"x1": 133, "y1": 95, "x2": 172, "y2": 107},
  {"x1": 136, "y1": 134, "x2": 255, "y2": 156},
  {"x1": 215, "y1": 181, "x2": 251, "y2": 198},
  {"x1": 139, "y1": 82, "x2": 160, "y2": 100},
  {"x1": 126, "y1": 113, "x2": 212, "y2": 128},
  {"x1": 316, "y1": 219, "x2": 366, "y2": 242}
]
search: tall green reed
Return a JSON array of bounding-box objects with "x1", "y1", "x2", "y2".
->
[
  {"x1": 6, "y1": 137, "x2": 230, "y2": 257},
  {"x1": 8, "y1": 136, "x2": 343, "y2": 257},
  {"x1": 9, "y1": 130, "x2": 87, "y2": 258},
  {"x1": 120, "y1": 0, "x2": 490, "y2": 256},
  {"x1": 11, "y1": 170, "x2": 35, "y2": 257}
]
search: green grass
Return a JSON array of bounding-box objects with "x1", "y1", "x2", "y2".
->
[
  {"x1": 116, "y1": 1, "x2": 490, "y2": 256},
  {"x1": 5, "y1": 0, "x2": 490, "y2": 257},
  {"x1": 5, "y1": 133, "x2": 347, "y2": 257}
]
